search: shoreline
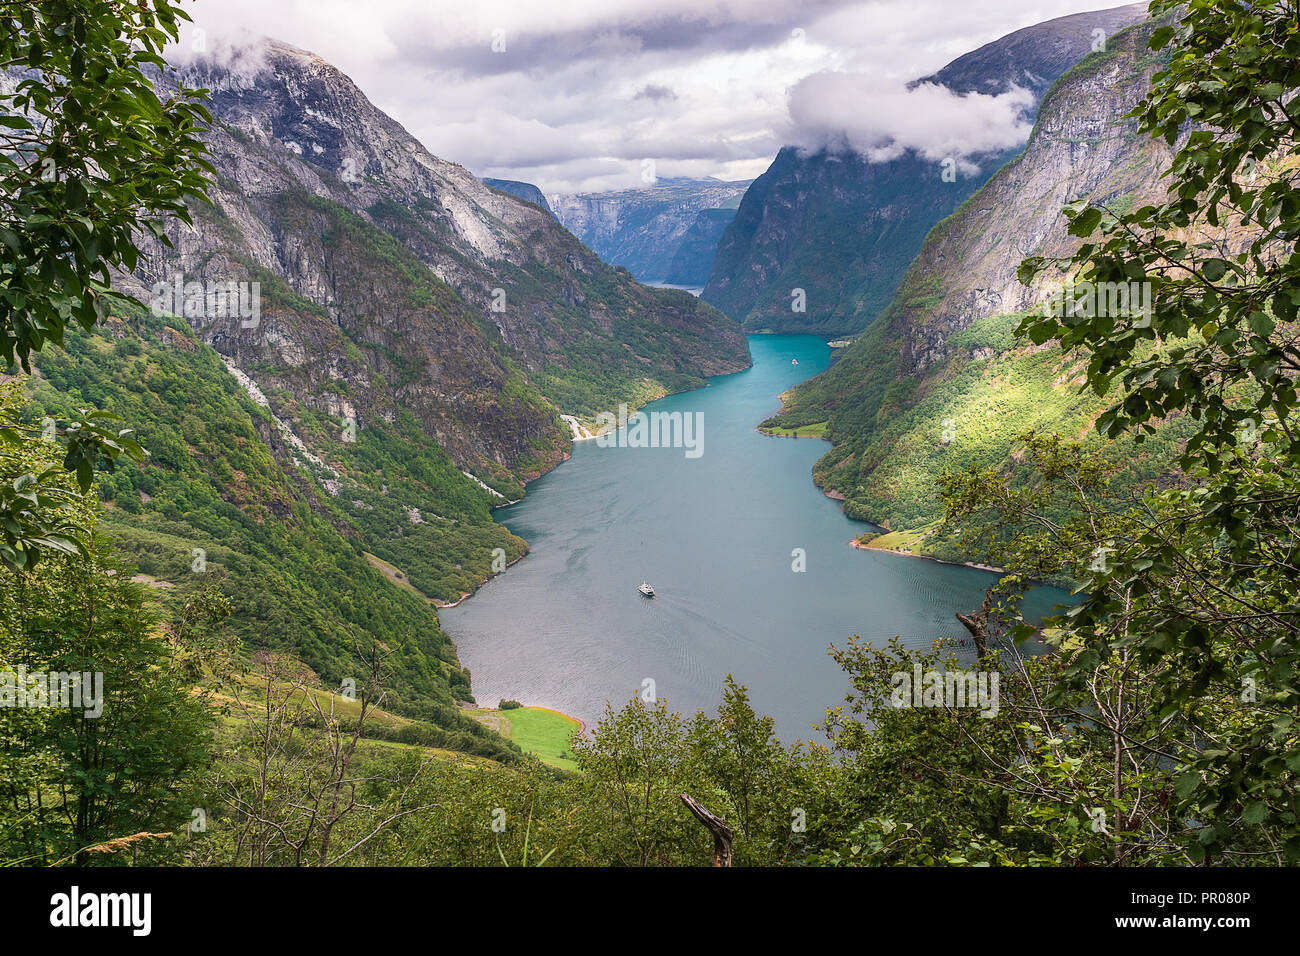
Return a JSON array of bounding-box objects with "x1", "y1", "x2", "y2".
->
[
  {"x1": 470, "y1": 702, "x2": 586, "y2": 734},
  {"x1": 559, "y1": 414, "x2": 597, "y2": 442},
  {"x1": 447, "y1": 368, "x2": 752, "y2": 615},
  {"x1": 755, "y1": 426, "x2": 830, "y2": 440},
  {"x1": 748, "y1": 394, "x2": 1004, "y2": 578},
  {"x1": 464, "y1": 704, "x2": 587, "y2": 765},
  {"x1": 849, "y1": 536, "x2": 1005, "y2": 574},
  {"x1": 531, "y1": 705, "x2": 586, "y2": 736},
  {"x1": 450, "y1": 337, "x2": 1012, "y2": 713},
  {"x1": 436, "y1": 551, "x2": 527, "y2": 608}
]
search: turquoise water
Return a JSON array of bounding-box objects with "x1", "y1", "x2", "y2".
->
[{"x1": 443, "y1": 335, "x2": 1066, "y2": 739}]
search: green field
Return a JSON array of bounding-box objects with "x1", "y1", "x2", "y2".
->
[
  {"x1": 858, "y1": 526, "x2": 933, "y2": 554},
  {"x1": 759, "y1": 420, "x2": 828, "y2": 438},
  {"x1": 469, "y1": 707, "x2": 582, "y2": 771}
]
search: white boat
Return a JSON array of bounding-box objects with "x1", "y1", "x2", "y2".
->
[
  {"x1": 638, "y1": 580, "x2": 656, "y2": 597},
  {"x1": 791, "y1": 358, "x2": 799, "y2": 365}
]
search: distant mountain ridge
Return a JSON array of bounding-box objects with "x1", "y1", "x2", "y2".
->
[
  {"x1": 701, "y1": 2, "x2": 1149, "y2": 337},
  {"x1": 482, "y1": 178, "x2": 554, "y2": 217},
  {"x1": 548, "y1": 177, "x2": 751, "y2": 286}
]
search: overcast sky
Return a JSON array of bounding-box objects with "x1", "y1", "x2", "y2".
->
[{"x1": 178, "y1": 0, "x2": 1138, "y2": 194}]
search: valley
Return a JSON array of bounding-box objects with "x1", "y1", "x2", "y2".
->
[
  {"x1": 2, "y1": 0, "x2": 1296, "y2": 880},
  {"x1": 442, "y1": 335, "x2": 1068, "y2": 736}
]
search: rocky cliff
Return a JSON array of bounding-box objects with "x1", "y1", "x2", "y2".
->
[
  {"x1": 662, "y1": 207, "x2": 739, "y2": 287},
  {"x1": 767, "y1": 17, "x2": 1194, "y2": 546},
  {"x1": 701, "y1": 2, "x2": 1148, "y2": 338},
  {"x1": 119, "y1": 40, "x2": 750, "y2": 494}
]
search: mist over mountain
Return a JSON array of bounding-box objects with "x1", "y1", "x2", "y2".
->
[{"x1": 701, "y1": 2, "x2": 1148, "y2": 337}]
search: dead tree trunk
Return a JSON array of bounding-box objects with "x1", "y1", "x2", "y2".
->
[
  {"x1": 956, "y1": 611, "x2": 989, "y2": 658},
  {"x1": 956, "y1": 585, "x2": 1004, "y2": 659},
  {"x1": 680, "y1": 793, "x2": 734, "y2": 867}
]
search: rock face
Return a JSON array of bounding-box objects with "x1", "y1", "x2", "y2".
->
[
  {"x1": 663, "y1": 207, "x2": 748, "y2": 288},
  {"x1": 547, "y1": 177, "x2": 751, "y2": 286},
  {"x1": 771, "y1": 17, "x2": 1195, "y2": 530},
  {"x1": 889, "y1": 23, "x2": 1175, "y2": 376},
  {"x1": 120, "y1": 40, "x2": 751, "y2": 490},
  {"x1": 482, "y1": 178, "x2": 554, "y2": 217},
  {"x1": 701, "y1": 2, "x2": 1148, "y2": 338}
]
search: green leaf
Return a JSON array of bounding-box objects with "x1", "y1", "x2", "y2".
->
[
  {"x1": 1068, "y1": 208, "x2": 1103, "y2": 237},
  {"x1": 1249, "y1": 311, "x2": 1274, "y2": 337},
  {"x1": 1174, "y1": 771, "x2": 1201, "y2": 800},
  {"x1": 1241, "y1": 801, "x2": 1268, "y2": 825},
  {"x1": 75, "y1": 458, "x2": 93, "y2": 492}
]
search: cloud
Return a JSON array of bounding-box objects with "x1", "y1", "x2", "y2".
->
[
  {"x1": 785, "y1": 72, "x2": 1035, "y2": 168},
  {"x1": 166, "y1": 27, "x2": 270, "y2": 81},
  {"x1": 634, "y1": 84, "x2": 678, "y2": 102},
  {"x1": 173, "y1": 0, "x2": 1127, "y2": 192}
]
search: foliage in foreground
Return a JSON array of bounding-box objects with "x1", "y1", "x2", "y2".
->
[{"x1": 4, "y1": 0, "x2": 1300, "y2": 867}]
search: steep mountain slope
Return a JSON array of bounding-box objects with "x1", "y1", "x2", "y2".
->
[
  {"x1": 12, "y1": 38, "x2": 750, "y2": 733},
  {"x1": 122, "y1": 41, "x2": 750, "y2": 457},
  {"x1": 766, "y1": 18, "x2": 1197, "y2": 557},
  {"x1": 701, "y1": 2, "x2": 1148, "y2": 337},
  {"x1": 662, "y1": 207, "x2": 739, "y2": 287},
  {"x1": 26, "y1": 307, "x2": 526, "y2": 760},
  {"x1": 547, "y1": 177, "x2": 751, "y2": 286},
  {"x1": 482, "y1": 178, "x2": 554, "y2": 217},
  {"x1": 104, "y1": 38, "x2": 751, "y2": 598}
]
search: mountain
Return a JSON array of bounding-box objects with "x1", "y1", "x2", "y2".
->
[
  {"x1": 661, "y1": 207, "x2": 740, "y2": 287},
  {"x1": 764, "y1": 15, "x2": 1215, "y2": 560},
  {"x1": 701, "y1": 2, "x2": 1149, "y2": 338},
  {"x1": 547, "y1": 177, "x2": 751, "y2": 286},
  {"x1": 27, "y1": 307, "x2": 523, "y2": 758},
  {"x1": 123, "y1": 41, "x2": 750, "y2": 447},
  {"x1": 482, "y1": 178, "x2": 554, "y2": 217},
  {"x1": 19, "y1": 38, "x2": 749, "y2": 730}
]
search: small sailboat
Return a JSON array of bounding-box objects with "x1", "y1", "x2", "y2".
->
[
  {"x1": 791, "y1": 358, "x2": 799, "y2": 365},
  {"x1": 638, "y1": 580, "x2": 656, "y2": 597}
]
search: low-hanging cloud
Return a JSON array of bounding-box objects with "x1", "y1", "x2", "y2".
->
[
  {"x1": 786, "y1": 71, "x2": 1035, "y2": 170},
  {"x1": 173, "y1": 0, "x2": 1117, "y2": 192},
  {"x1": 166, "y1": 27, "x2": 270, "y2": 81}
]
